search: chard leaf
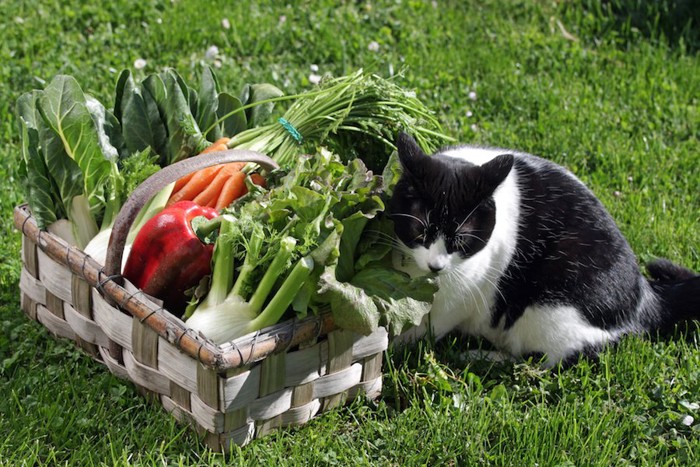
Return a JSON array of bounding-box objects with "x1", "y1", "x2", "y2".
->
[
  {"x1": 17, "y1": 91, "x2": 58, "y2": 228},
  {"x1": 37, "y1": 75, "x2": 113, "y2": 223},
  {"x1": 85, "y1": 96, "x2": 124, "y2": 227},
  {"x1": 86, "y1": 96, "x2": 121, "y2": 162},
  {"x1": 336, "y1": 212, "x2": 370, "y2": 283},
  {"x1": 217, "y1": 92, "x2": 247, "y2": 136}
]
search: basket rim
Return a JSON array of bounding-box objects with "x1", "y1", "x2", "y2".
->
[{"x1": 14, "y1": 203, "x2": 339, "y2": 372}]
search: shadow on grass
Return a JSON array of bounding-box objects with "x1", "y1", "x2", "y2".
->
[{"x1": 563, "y1": 0, "x2": 700, "y2": 53}]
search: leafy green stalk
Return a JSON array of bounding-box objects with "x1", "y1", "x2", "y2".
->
[
  {"x1": 247, "y1": 236, "x2": 296, "y2": 312},
  {"x1": 225, "y1": 70, "x2": 454, "y2": 171},
  {"x1": 195, "y1": 214, "x2": 237, "y2": 310},
  {"x1": 185, "y1": 217, "x2": 312, "y2": 343},
  {"x1": 250, "y1": 255, "x2": 315, "y2": 330}
]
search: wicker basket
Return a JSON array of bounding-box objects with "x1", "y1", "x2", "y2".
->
[{"x1": 13, "y1": 149, "x2": 388, "y2": 451}]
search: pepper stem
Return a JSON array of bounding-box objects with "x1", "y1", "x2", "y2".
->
[{"x1": 194, "y1": 215, "x2": 223, "y2": 241}]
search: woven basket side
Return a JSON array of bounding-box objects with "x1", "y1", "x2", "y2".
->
[
  {"x1": 19, "y1": 234, "x2": 106, "y2": 358},
  {"x1": 202, "y1": 325, "x2": 387, "y2": 451}
]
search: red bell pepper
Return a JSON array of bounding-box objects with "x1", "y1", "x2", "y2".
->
[{"x1": 123, "y1": 200, "x2": 219, "y2": 317}]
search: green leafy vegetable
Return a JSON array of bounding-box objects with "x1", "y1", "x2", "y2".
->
[
  {"x1": 17, "y1": 75, "x2": 123, "y2": 247},
  {"x1": 225, "y1": 70, "x2": 454, "y2": 172},
  {"x1": 185, "y1": 148, "x2": 437, "y2": 343}
]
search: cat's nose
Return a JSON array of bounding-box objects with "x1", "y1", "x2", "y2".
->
[{"x1": 428, "y1": 262, "x2": 444, "y2": 273}]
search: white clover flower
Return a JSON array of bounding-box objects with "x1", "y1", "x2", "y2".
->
[
  {"x1": 470, "y1": 124, "x2": 478, "y2": 132},
  {"x1": 221, "y1": 18, "x2": 231, "y2": 29},
  {"x1": 309, "y1": 73, "x2": 322, "y2": 85},
  {"x1": 368, "y1": 41, "x2": 380, "y2": 52},
  {"x1": 682, "y1": 415, "x2": 694, "y2": 426},
  {"x1": 134, "y1": 58, "x2": 147, "y2": 70},
  {"x1": 310, "y1": 64, "x2": 319, "y2": 72},
  {"x1": 466, "y1": 110, "x2": 473, "y2": 118},
  {"x1": 468, "y1": 91, "x2": 477, "y2": 101},
  {"x1": 205, "y1": 45, "x2": 219, "y2": 60},
  {"x1": 279, "y1": 15, "x2": 287, "y2": 24}
]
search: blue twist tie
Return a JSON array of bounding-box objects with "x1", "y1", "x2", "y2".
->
[{"x1": 278, "y1": 118, "x2": 303, "y2": 144}]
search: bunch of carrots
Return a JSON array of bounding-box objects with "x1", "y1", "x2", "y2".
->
[{"x1": 166, "y1": 138, "x2": 265, "y2": 210}]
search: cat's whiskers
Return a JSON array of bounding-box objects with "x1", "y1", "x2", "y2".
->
[
  {"x1": 456, "y1": 271, "x2": 491, "y2": 317},
  {"x1": 455, "y1": 203, "x2": 481, "y2": 232},
  {"x1": 364, "y1": 229, "x2": 406, "y2": 249},
  {"x1": 390, "y1": 212, "x2": 428, "y2": 229},
  {"x1": 447, "y1": 264, "x2": 506, "y2": 312},
  {"x1": 455, "y1": 232, "x2": 486, "y2": 247}
]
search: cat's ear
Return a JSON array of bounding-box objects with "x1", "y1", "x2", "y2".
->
[
  {"x1": 479, "y1": 154, "x2": 514, "y2": 193},
  {"x1": 396, "y1": 132, "x2": 428, "y2": 174}
]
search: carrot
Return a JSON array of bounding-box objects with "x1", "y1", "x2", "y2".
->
[
  {"x1": 192, "y1": 162, "x2": 247, "y2": 207},
  {"x1": 201, "y1": 137, "x2": 231, "y2": 154},
  {"x1": 170, "y1": 138, "x2": 231, "y2": 194},
  {"x1": 172, "y1": 172, "x2": 195, "y2": 193},
  {"x1": 249, "y1": 173, "x2": 266, "y2": 188},
  {"x1": 214, "y1": 171, "x2": 248, "y2": 210},
  {"x1": 167, "y1": 164, "x2": 225, "y2": 206}
]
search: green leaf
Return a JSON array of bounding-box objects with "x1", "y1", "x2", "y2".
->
[
  {"x1": 113, "y1": 69, "x2": 131, "y2": 123},
  {"x1": 34, "y1": 75, "x2": 116, "y2": 244},
  {"x1": 318, "y1": 266, "x2": 381, "y2": 336},
  {"x1": 353, "y1": 216, "x2": 395, "y2": 272},
  {"x1": 336, "y1": 212, "x2": 370, "y2": 283},
  {"x1": 216, "y1": 92, "x2": 247, "y2": 136},
  {"x1": 16, "y1": 91, "x2": 58, "y2": 228},
  {"x1": 161, "y1": 70, "x2": 208, "y2": 163},
  {"x1": 241, "y1": 83, "x2": 284, "y2": 128},
  {"x1": 351, "y1": 267, "x2": 437, "y2": 337},
  {"x1": 119, "y1": 74, "x2": 168, "y2": 160},
  {"x1": 196, "y1": 66, "x2": 222, "y2": 142}
]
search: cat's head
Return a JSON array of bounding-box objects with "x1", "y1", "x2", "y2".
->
[{"x1": 389, "y1": 132, "x2": 514, "y2": 274}]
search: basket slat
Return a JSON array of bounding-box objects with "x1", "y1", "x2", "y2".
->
[
  {"x1": 92, "y1": 289, "x2": 134, "y2": 352},
  {"x1": 98, "y1": 346, "x2": 130, "y2": 380},
  {"x1": 21, "y1": 235, "x2": 39, "y2": 277},
  {"x1": 249, "y1": 388, "x2": 293, "y2": 421},
  {"x1": 313, "y1": 362, "x2": 363, "y2": 400},
  {"x1": 157, "y1": 337, "x2": 198, "y2": 394},
  {"x1": 221, "y1": 367, "x2": 261, "y2": 412},
  {"x1": 37, "y1": 249, "x2": 73, "y2": 303},
  {"x1": 20, "y1": 267, "x2": 46, "y2": 305},
  {"x1": 63, "y1": 303, "x2": 111, "y2": 349},
  {"x1": 284, "y1": 345, "x2": 322, "y2": 386},
  {"x1": 123, "y1": 350, "x2": 171, "y2": 395},
  {"x1": 191, "y1": 394, "x2": 224, "y2": 433},
  {"x1": 36, "y1": 304, "x2": 76, "y2": 340}
]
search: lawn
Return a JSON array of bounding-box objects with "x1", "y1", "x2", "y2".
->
[{"x1": 1, "y1": 0, "x2": 699, "y2": 465}]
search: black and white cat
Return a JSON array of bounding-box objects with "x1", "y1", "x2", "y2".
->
[{"x1": 390, "y1": 132, "x2": 700, "y2": 367}]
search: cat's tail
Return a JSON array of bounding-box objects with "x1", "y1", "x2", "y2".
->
[{"x1": 646, "y1": 259, "x2": 700, "y2": 333}]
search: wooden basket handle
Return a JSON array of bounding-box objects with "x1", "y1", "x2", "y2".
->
[{"x1": 104, "y1": 149, "x2": 279, "y2": 279}]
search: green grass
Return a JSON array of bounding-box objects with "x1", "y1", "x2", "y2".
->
[{"x1": 1, "y1": 0, "x2": 699, "y2": 464}]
